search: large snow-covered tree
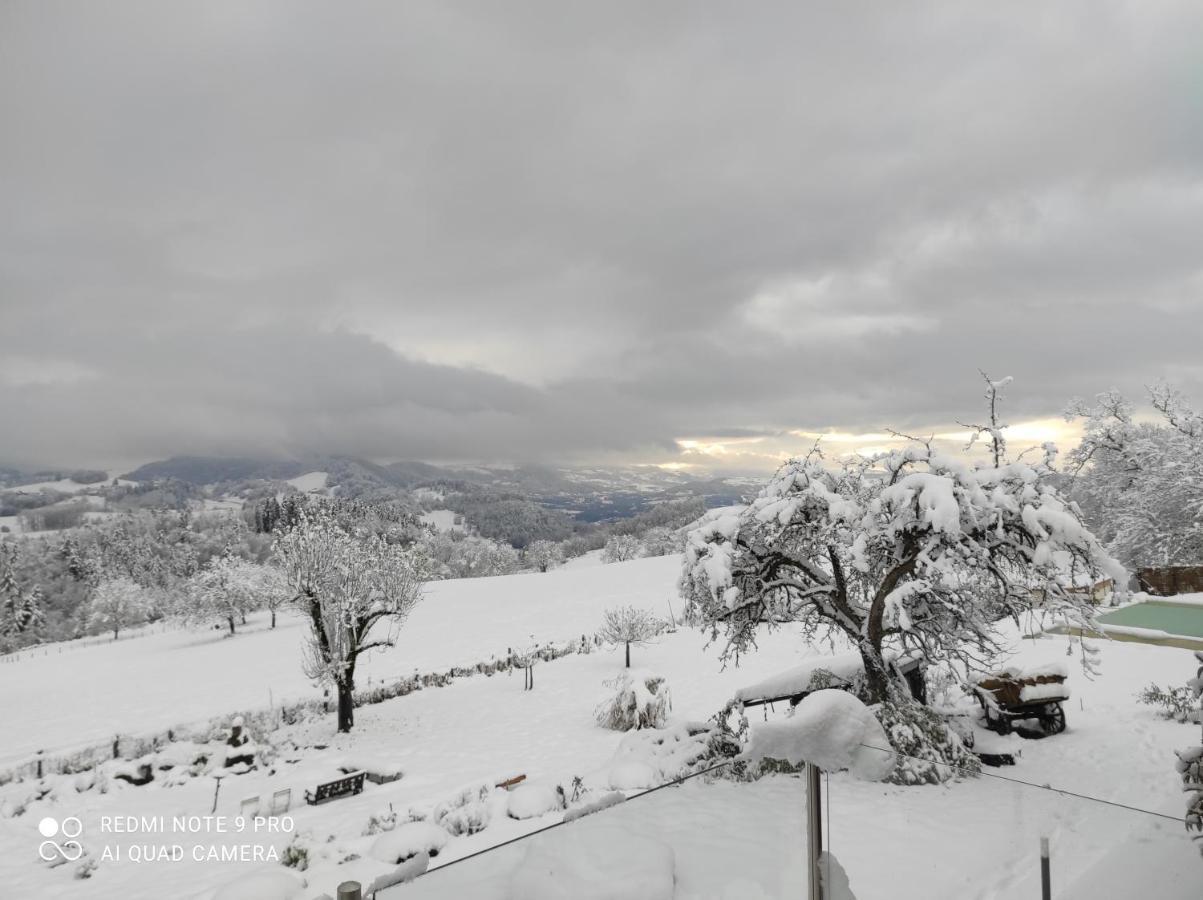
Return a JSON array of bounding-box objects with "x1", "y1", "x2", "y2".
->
[
  {"x1": 681, "y1": 379, "x2": 1125, "y2": 704},
  {"x1": 524, "y1": 540, "x2": 564, "y2": 573},
  {"x1": 275, "y1": 513, "x2": 424, "y2": 732},
  {"x1": 87, "y1": 576, "x2": 149, "y2": 640},
  {"x1": 1065, "y1": 383, "x2": 1203, "y2": 571}
]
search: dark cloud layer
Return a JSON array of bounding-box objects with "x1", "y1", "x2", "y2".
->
[{"x1": 3, "y1": 2, "x2": 1202, "y2": 470}]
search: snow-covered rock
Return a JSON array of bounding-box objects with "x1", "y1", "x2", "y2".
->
[
  {"x1": 509, "y1": 822, "x2": 675, "y2": 900},
  {"x1": 370, "y1": 821, "x2": 450, "y2": 863},
  {"x1": 506, "y1": 781, "x2": 565, "y2": 820},
  {"x1": 745, "y1": 689, "x2": 894, "y2": 780}
]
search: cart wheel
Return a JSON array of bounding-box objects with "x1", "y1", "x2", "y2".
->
[{"x1": 1040, "y1": 703, "x2": 1066, "y2": 736}]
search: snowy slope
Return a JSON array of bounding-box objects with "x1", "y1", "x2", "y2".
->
[{"x1": 0, "y1": 555, "x2": 683, "y2": 766}]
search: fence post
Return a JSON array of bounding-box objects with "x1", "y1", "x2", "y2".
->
[
  {"x1": 336, "y1": 881, "x2": 362, "y2": 900},
  {"x1": 1040, "y1": 836, "x2": 1050, "y2": 900},
  {"x1": 807, "y1": 762, "x2": 823, "y2": 900}
]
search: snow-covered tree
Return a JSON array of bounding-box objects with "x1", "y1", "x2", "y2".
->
[
  {"x1": 0, "y1": 544, "x2": 41, "y2": 636},
  {"x1": 275, "y1": 513, "x2": 424, "y2": 732},
  {"x1": 639, "y1": 526, "x2": 682, "y2": 558},
  {"x1": 183, "y1": 553, "x2": 281, "y2": 635},
  {"x1": 87, "y1": 577, "x2": 149, "y2": 640},
  {"x1": 598, "y1": 605, "x2": 662, "y2": 667},
  {"x1": 419, "y1": 531, "x2": 519, "y2": 579},
  {"x1": 524, "y1": 540, "x2": 564, "y2": 573},
  {"x1": 602, "y1": 535, "x2": 642, "y2": 564},
  {"x1": 0, "y1": 544, "x2": 44, "y2": 637},
  {"x1": 1065, "y1": 383, "x2": 1203, "y2": 570},
  {"x1": 682, "y1": 377, "x2": 1125, "y2": 705}
]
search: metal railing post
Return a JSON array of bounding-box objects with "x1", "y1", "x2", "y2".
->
[
  {"x1": 807, "y1": 762, "x2": 823, "y2": 900},
  {"x1": 1040, "y1": 837, "x2": 1051, "y2": 900}
]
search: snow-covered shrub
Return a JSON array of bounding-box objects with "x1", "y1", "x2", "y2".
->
[
  {"x1": 605, "y1": 721, "x2": 718, "y2": 789},
  {"x1": 1174, "y1": 650, "x2": 1202, "y2": 856},
  {"x1": 370, "y1": 821, "x2": 450, "y2": 863},
  {"x1": 363, "y1": 804, "x2": 398, "y2": 836},
  {"x1": 595, "y1": 670, "x2": 671, "y2": 731},
  {"x1": 506, "y1": 781, "x2": 566, "y2": 820},
  {"x1": 875, "y1": 700, "x2": 980, "y2": 785},
  {"x1": 281, "y1": 839, "x2": 310, "y2": 870},
  {"x1": 1139, "y1": 683, "x2": 1201, "y2": 723},
  {"x1": 432, "y1": 783, "x2": 493, "y2": 836}
]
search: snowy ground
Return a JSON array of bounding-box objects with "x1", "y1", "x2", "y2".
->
[
  {"x1": 1, "y1": 556, "x2": 1199, "y2": 898},
  {"x1": 418, "y1": 509, "x2": 463, "y2": 534}
]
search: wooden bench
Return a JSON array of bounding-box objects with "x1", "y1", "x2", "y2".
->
[{"x1": 304, "y1": 771, "x2": 366, "y2": 805}]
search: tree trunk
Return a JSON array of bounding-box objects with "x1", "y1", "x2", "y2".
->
[
  {"x1": 113, "y1": 625, "x2": 119, "y2": 640},
  {"x1": 625, "y1": 641, "x2": 631, "y2": 668},
  {"x1": 270, "y1": 609, "x2": 276, "y2": 628},
  {"x1": 228, "y1": 616, "x2": 236, "y2": 635},
  {"x1": 859, "y1": 641, "x2": 892, "y2": 705},
  {"x1": 336, "y1": 679, "x2": 355, "y2": 732}
]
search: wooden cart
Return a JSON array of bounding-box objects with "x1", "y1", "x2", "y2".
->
[{"x1": 973, "y1": 671, "x2": 1069, "y2": 737}]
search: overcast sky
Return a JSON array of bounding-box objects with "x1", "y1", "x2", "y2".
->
[{"x1": 3, "y1": 2, "x2": 1202, "y2": 472}]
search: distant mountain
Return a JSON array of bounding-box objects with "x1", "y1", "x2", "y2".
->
[
  {"x1": 122, "y1": 456, "x2": 313, "y2": 485},
  {"x1": 113, "y1": 455, "x2": 757, "y2": 521}
]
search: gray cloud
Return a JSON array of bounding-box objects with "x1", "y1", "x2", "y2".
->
[{"x1": 3, "y1": 1, "x2": 1202, "y2": 470}]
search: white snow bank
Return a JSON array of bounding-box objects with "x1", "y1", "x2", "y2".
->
[
  {"x1": 745, "y1": 689, "x2": 894, "y2": 780},
  {"x1": 1101, "y1": 624, "x2": 1172, "y2": 640},
  {"x1": 370, "y1": 822, "x2": 450, "y2": 863},
  {"x1": 563, "y1": 791, "x2": 626, "y2": 823},
  {"x1": 506, "y1": 782, "x2": 565, "y2": 820},
  {"x1": 508, "y1": 821, "x2": 675, "y2": 900},
  {"x1": 210, "y1": 868, "x2": 306, "y2": 900}
]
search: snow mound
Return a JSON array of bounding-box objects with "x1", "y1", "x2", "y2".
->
[
  {"x1": 506, "y1": 781, "x2": 565, "y2": 820},
  {"x1": 746, "y1": 689, "x2": 894, "y2": 780},
  {"x1": 563, "y1": 791, "x2": 626, "y2": 823},
  {"x1": 606, "y1": 721, "x2": 715, "y2": 789},
  {"x1": 509, "y1": 822, "x2": 675, "y2": 900},
  {"x1": 211, "y1": 867, "x2": 306, "y2": 900},
  {"x1": 608, "y1": 760, "x2": 659, "y2": 791},
  {"x1": 370, "y1": 821, "x2": 450, "y2": 863}
]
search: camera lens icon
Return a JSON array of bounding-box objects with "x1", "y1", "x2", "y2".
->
[{"x1": 38, "y1": 816, "x2": 83, "y2": 862}]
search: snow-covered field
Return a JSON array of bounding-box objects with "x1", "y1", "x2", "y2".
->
[
  {"x1": 1, "y1": 556, "x2": 1199, "y2": 899},
  {"x1": 418, "y1": 509, "x2": 463, "y2": 534}
]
